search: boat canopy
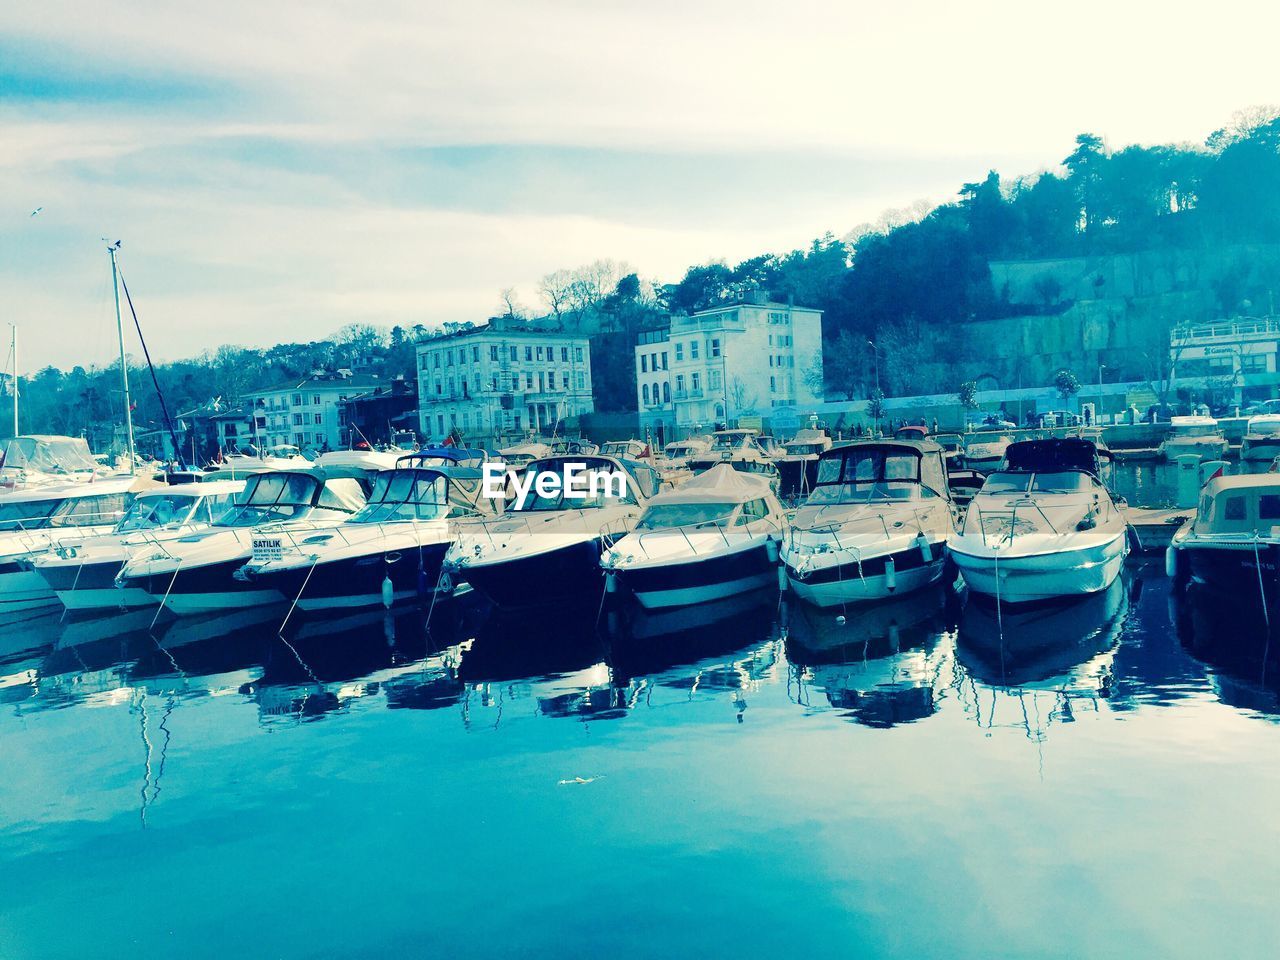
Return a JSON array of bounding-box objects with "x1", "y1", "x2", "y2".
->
[
  {"x1": 1003, "y1": 438, "x2": 1101, "y2": 476},
  {"x1": 0, "y1": 435, "x2": 99, "y2": 475},
  {"x1": 646, "y1": 462, "x2": 776, "y2": 506},
  {"x1": 894, "y1": 425, "x2": 929, "y2": 440},
  {"x1": 809, "y1": 440, "x2": 949, "y2": 503},
  {"x1": 398, "y1": 446, "x2": 489, "y2": 467},
  {"x1": 1246, "y1": 414, "x2": 1280, "y2": 436},
  {"x1": 1194, "y1": 474, "x2": 1280, "y2": 536}
]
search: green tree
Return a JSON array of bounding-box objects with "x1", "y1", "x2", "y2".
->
[
  {"x1": 957, "y1": 380, "x2": 979, "y2": 410},
  {"x1": 1054, "y1": 368, "x2": 1081, "y2": 402}
]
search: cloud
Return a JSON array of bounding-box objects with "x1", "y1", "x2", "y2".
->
[{"x1": 1, "y1": 0, "x2": 1277, "y2": 369}]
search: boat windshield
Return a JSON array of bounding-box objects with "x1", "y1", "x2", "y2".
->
[
  {"x1": 981, "y1": 471, "x2": 1094, "y2": 495},
  {"x1": 808, "y1": 449, "x2": 931, "y2": 504},
  {"x1": 636, "y1": 502, "x2": 737, "y2": 530},
  {"x1": 600, "y1": 442, "x2": 636, "y2": 457},
  {"x1": 1175, "y1": 425, "x2": 1218, "y2": 438},
  {"x1": 0, "y1": 497, "x2": 66, "y2": 531},
  {"x1": 352, "y1": 473, "x2": 450, "y2": 523},
  {"x1": 116, "y1": 494, "x2": 198, "y2": 532},
  {"x1": 215, "y1": 473, "x2": 321, "y2": 525},
  {"x1": 709, "y1": 433, "x2": 750, "y2": 451},
  {"x1": 785, "y1": 443, "x2": 824, "y2": 456},
  {"x1": 46, "y1": 492, "x2": 130, "y2": 528}
]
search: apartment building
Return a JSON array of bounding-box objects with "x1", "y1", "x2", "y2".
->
[
  {"x1": 251, "y1": 371, "x2": 384, "y2": 451},
  {"x1": 1172, "y1": 314, "x2": 1280, "y2": 406},
  {"x1": 416, "y1": 319, "x2": 594, "y2": 446},
  {"x1": 636, "y1": 298, "x2": 824, "y2": 438}
]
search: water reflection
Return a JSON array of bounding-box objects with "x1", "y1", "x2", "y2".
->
[
  {"x1": 1173, "y1": 582, "x2": 1280, "y2": 719},
  {"x1": 785, "y1": 587, "x2": 954, "y2": 727}
]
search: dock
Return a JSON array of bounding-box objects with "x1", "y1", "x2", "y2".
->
[{"x1": 1123, "y1": 506, "x2": 1191, "y2": 552}]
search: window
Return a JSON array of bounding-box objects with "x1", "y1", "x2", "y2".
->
[
  {"x1": 291, "y1": 393, "x2": 302, "y2": 406},
  {"x1": 437, "y1": 415, "x2": 445, "y2": 434},
  {"x1": 526, "y1": 373, "x2": 533, "y2": 389},
  {"x1": 538, "y1": 372, "x2": 545, "y2": 392},
  {"x1": 770, "y1": 376, "x2": 777, "y2": 392},
  {"x1": 472, "y1": 346, "x2": 480, "y2": 362},
  {"x1": 575, "y1": 347, "x2": 584, "y2": 362},
  {"x1": 643, "y1": 384, "x2": 650, "y2": 404},
  {"x1": 675, "y1": 342, "x2": 684, "y2": 362},
  {"x1": 490, "y1": 345, "x2": 499, "y2": 361},
  {"x1": 561, "y1": 347, "x2": 568, "y2": 362},
  {"x1": 1224, "y1": 497, "x2": 1246, "y2": 521},
  {"x1": 1262, "y1": 496, "x2": 1280, "y2": 520},
  {"x1": 676, "y1": 374, "x2": 685, "y2": 393},
  {"x1": 492, "y1": 375, "x2": 499, "y2": 391},
  {"x1": 710, "y1": 339, "x2": 721, "y2": 358},
  {"x1": 652, "y1": 382, "x2": 660, "y2": 404},
  {"x1": 577, "y1": 372, "x2": 585, "y2": 389},
  {"x1": 525, "y1": 346, "x2": 533, "y2": 361},
  {"x1": 562, "y1": 373, "x2": 569, "y2": 389},
  {"x1": 661, "y1": 351, "x2": 668, "y2": 370},
  {"x1": 510, "y1": 346, "x2": 518, "y2": 361},
  {"x1": 433, "y1": 353, "x2": 441, "y2": 368},
  {"x1": 662, "y1": 382, "x2": 670, "y2": 403},
  {"x1": 769, "y1": 356, "x2": 774, "y2": 367},
  {"x1": 537, "y1": 346, "x2": 544, "y2": 360},
  {"x1": 293, "y1": 413, "x2": 303, "y2": 425},
  {"x1": 692, "y1": 372, "x2": 701, "y2": 392},
  {"x1": 447, "y1": 351, "x2": 454, "y2": 366},
  {"x1": 312, "y1": 394, "x2": 321, "y2": 406},
  {"x1": 1243, "y1": 354, "x2": 1268, "y2": 373},
  {"x1": 691, "y1": 341, "x2": 700, "y2": 360},
  {"x1": 641, "y1": 355, "x2": 648, "y2": 373},
  {"x1": 709, "y1": 370, "x2": 721, "y2": 390},
  {"x1": 474, "y1": 373, "x2": 481, "y2": 391},
  {"x1": 295, "y1": 433, "x2": 305, "y2": 446},
  {"x1": 651, "y1": 353, "x2": 658, "y2": 371},
  {"x1": 435, "y1": 382, "x2": 442, "y2": 395},
  {"x1": 314, "y1": 413, "x2": 323, "y2": 425}
]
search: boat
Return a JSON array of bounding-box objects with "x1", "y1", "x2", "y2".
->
[
  {"x1": 656, "y1": 436, "x2": 709, "y2": 472},
  {"x1": 756, "y1": 435, "x2": 784, "y2": 458},
  {"x1": 774, "y1": 425, "x2": 832, "y2": 498},
  {"x1": 781, "y1": 439, "x2": 956, "y2": 607},
  {"x1": 0, "y1": 435, "x2": 114, "y2": 491},
  {"x1": 238, "y1": 460, "x2": 500, "y2": 612},
  {"x1": 933, "y1": 433, "x2": 965, "y2": 469},
  {"x1": 115, "y1": 452, "x2": 396, "y2": 616},
  {"x1": 442, "y1": 454, "x2": 658, "y2": 608},
  {"x1": 599, "y1": 439, "x2": 651, "y2": 460},
  {"x1": 1240, "y1": 415, "x2": 1280, "y2": 464},
  {"x1": 212, "y1": 443, "x2": 311, "y2": 475},
  {"x1": 600, "y1": 463, "x2": 786, "y2": 609},
  {"x1": 961, "y1": 429, "x2": 1013, "y2": 473},
  {"x1": 1166, "y1": 473, "x2": 1280, "y2": 615},
  {"x1": 1158, "y1": 415, "x2": 1228, "y2": 462},
  {"x1": 0, "y1": 474, "x2": 157, "y2": 612},
  {"x1": 398, "y1": 445, "x2": 489, "y2": 468},
  {"x1": 29, "y1": 479, "x2": 246, "y2": 611},
  {"x1": 686, "y1": 429, "x2": 781, "y2": 488},
  {"x1": 497, "y1": 440, "x2": 553, "y2": 471},
  {"x1": 949, "y1": 437, "x2": 1128, "y2": 604}
]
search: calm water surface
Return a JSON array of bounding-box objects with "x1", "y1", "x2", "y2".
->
[{"x1": 2, "y1": 470, "x2": 1280, "y2": 959}]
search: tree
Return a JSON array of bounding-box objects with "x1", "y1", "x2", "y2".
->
[
  {"x1": 819, "y1": 331, "x2": 868, "y2": 400},
  {"x1": 1054, "y1": 368, "x2": 1081, "y2": 402},
  {"x1": 957, "y1": 380, "x2": 979, "y2": 410},
  {"x1": 867, "y1": 388, "x2": 886, "y2": 432},
  {"x1": 498, "y1": 287, "x2": 526, "y2": 319}
]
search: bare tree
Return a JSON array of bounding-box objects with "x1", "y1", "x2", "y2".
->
[
  {"x1": 498, "y1": 288, "x2": 526, "y2": 320},
  {"x1": 538, "y1": 270, "x2": 573, "y2": 321}
]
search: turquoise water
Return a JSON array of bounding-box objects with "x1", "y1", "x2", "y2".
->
[{"x1": 2, "y1": 471, "x2": 1280, "y2": 958}]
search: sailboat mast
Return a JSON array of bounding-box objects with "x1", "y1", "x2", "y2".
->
[
  {"x1": 108, "y1": 242, "x2": 136, "y2": 473},
  {"x1": 9, "y1": 324, "x2": 16, "y2": 437}
]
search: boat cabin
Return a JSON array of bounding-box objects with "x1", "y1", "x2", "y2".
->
[
  {"x1": 806, "y1": 441, "x2": 949, "y2": 504},
  {"x1": 978, "y1": 438, "x2": 1106, "y2": 496},
  {"x1": 1167, "y1": 415, "x2": 1221, "y2": 438},
  {"x1": 399, "y1": 446, "x2": 489, "y2": 469},
  {"x1": 213, "y1": 469, "x2": 367, "y2": 526},
  {"x1": 1193, "y1": 474, "x2": 1280, "y2": 537},
  {"x1": 894, "y1": 425, "x2": 929, "y2": 441},
  {"x1": 350, "y1": 467, "x2": 500, "y2": 523},
  {"x1": 599, "y1": 439, "x2": 649, "y2": 460}
]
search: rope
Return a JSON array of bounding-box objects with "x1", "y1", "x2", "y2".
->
[
  {"x1": 278, "y1": 555, "x2": 320, "y2": 634},
  {"x1": 1253, "y1": 537, "x2": 1270, "y2": 630}
]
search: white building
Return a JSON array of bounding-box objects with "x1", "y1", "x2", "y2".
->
[
  {"x1": 416, "y1": 320, "x2": 594, "y2": 446},
  {"x1": 251, "y1": 372, "x2": 384, "y2": 452},
  {"x1": 636, "y1": 298, "x2": 824, "y2": 440},
  {"x1": 1172, "y1": 315, "x2": 1280, "y2": 406}
]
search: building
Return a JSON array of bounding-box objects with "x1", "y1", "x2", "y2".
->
[
  {"x1": 1172, "y1": 314, "x2": 1280, "y2": 407},
  {"x1": 416, "y1": 318, "x2": 594, "y2": 446},
  {"x1": 635, "y1": 297, "x2": 824, "y2": 440},
  {"x1": 337, "y1": 379, "x2": 419, "y2": 447},
  {"x1": 251, "y1": 371, "x2": 386, "y2": 451}
]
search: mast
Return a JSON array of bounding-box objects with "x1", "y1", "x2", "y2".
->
[
  {"x1": 108, "y1": 241, "x2": 136, "y2": 473},
  {"x1": 8, "y1": 324, "x2": 16, "y2": 437}
]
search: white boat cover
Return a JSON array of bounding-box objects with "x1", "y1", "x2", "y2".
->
[{"x1": 651, "y1": 463, "x2": 779, "y2": 507}]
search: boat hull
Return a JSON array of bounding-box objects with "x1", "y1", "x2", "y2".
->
[
  {"x1": 786, "y1": 541, "x2": 948, "y2": 607},
  {"x1": 250, "y1": 542, "x2": 451, "y2": 612},
  {"x1": 613, "y1": 542, "x2": 777, "y2": 610},
  {"x1": 452, "y1": 538, "x2": 606, "y2": 608},
  {"x1": 0, "y1": 563, "x2": 59, "y2": 612},
  {"x1": 1181, "y1": 540, "x2": 1280, "y2": 604},
  {"x1": 119, "y1": 558, "x2": 287, "y2": 616},
  {"x1": 951, "y1": 533, "x2": 1127, "y2": 604}
]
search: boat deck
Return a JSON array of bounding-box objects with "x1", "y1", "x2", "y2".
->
[{"x1": 1122, "y1": 506, "x2": 1191, "y2": 552}]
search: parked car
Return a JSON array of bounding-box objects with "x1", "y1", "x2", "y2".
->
[{"x1": 1038, "y1": 410, "x2": 1080, "y2": 428}]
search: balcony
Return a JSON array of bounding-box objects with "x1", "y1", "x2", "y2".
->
[
  {"x1": 673, "y1": 389, "x2": 704, "y2": 400},
  {"x1": 1177, "y1": 317, "x2": 1280, "y2": 344}
]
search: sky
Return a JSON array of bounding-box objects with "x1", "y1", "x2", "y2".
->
[{"x1": 2, "y1": 0, "x2": 1277, "y2": 372}]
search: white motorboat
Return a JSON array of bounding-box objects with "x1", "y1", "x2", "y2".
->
[
  {"x1": 442, "y1": 455, "x2": 659, "y2": 608},
  {"x1": 949, "y1": 438, "x2": 1128, "y2": 604},
  {"x1": 1240, "y1": 415, "x2": 1280, "y2": 463},
  {"x1": 30, "y1": 479, "x2": 246, "y2": 611},
  {"x1": 781, "y1": 439, "x2": 956, "y2": 607},
  {"x1": 115, "y1": 452, "x2": 396, "y2": 616},
  {"x1": 211, "y1": 443, "x2": 311, "y2": 475},
  {"x1": 497, "y1": 440, "x2": 553, "y2": 471},
  {"x1": 0, "y1": 435, "x2": 115, "y2": 492},
  {"x1": 239, "y1": 460, "x2": 499, "y2": 612},
  {"x1": 599, "y1": 439, "x2": 651, "y2": 460},
  {"x1": 656, "y1": 437, "x2": 709, "y2": 473},
  {"x1": 1158, "y1": 415, "x2": 1227, "y2": 462},
  {"x1": 601, "y1": 464, "x2": 786, "y2": 609},
  {"x1": 0, "y1": 474, "x2": 156, "y2": 612},
  {"x1": 1167, "y1": 473, "x2": 1280, "y2": 616},
  {"x1": 961, "y1": 430, "x2": 1012, "y2": 473},
  {"x1": 686, "y1": 429, "x2": 780, "y2": 489}
]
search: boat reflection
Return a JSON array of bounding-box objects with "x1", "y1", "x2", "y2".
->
[
  {"x1": 784, "y1": 586, "x2": 953, "y2": 727},
  {"x1": 955, "y1": 578, "x2": 1128, "y2": 692},
  {"x1": 1172, "y1": 582, "x2": 1280, "y2": 719}
]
